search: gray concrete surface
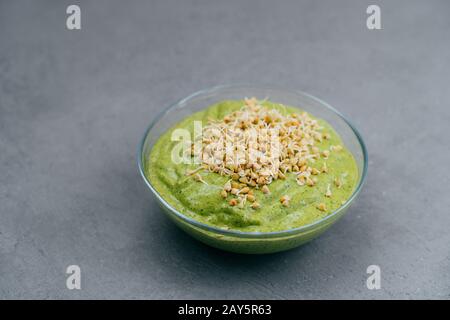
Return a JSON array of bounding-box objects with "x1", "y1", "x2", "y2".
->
[{"x1": 1, "y1": 0, "x2": 449, "y2": 299}]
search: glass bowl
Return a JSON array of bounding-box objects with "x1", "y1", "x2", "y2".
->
[{"x1": 138, "y1": 85, "x2": 368, "y2": 254}]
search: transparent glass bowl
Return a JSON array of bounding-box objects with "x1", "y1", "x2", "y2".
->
[{"x1": 138, "y1": 85, "x2": 368, "y2": 254}]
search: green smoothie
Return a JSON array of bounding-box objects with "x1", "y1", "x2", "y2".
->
[{"x1": 145, "y1": 100, "x2": 358, "y2": 233}]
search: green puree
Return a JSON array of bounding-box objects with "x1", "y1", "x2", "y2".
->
[{"x1": 146, "y1": 100, "x2": 358, "y2": 232}]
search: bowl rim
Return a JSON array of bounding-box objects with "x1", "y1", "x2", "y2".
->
[{"x1": 137, "y1": 84, "x2": 368, "y2": 239}]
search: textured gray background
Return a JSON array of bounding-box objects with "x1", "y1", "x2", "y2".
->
[{"x1": 1, "y1": 0, "x2": 449, "y2": 299}]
